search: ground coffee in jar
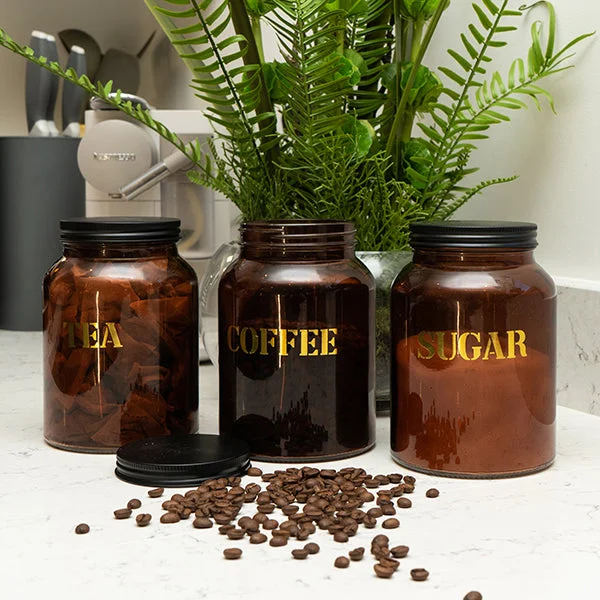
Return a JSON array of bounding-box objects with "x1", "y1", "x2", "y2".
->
[
  {"x1": 218, "y1": 220, "x2": 375, "y2": 461},
  {"x1": 391, "y1": 221, "x2": 556, "y2": 477},
  {"x1": 43, "y1": 217, "x2": 199, "y2": 453}
]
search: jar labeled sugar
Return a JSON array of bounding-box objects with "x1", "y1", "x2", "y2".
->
[
  {"x1": 391, "y1": 221, "x2": 556, "y2": 478},
  {"x1": 43, "y1": 217, "x2": 199, "y2": 453}
]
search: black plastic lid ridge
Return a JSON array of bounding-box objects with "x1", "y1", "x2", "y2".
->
[
  {"x1": 60, "y1": 217, "x2": 181, "y2": 243},
  {"x1": 409, "y1": 220, "x2": 538, "y2": 249}
]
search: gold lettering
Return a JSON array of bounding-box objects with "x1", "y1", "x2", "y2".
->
[
  {"x1": 507, "y1": 329, "x2": 527, "y2": 358},
  {"x1": 323, "y1": 328, "x2": 338, "y2": 356},
  {"x1": 417, "y1": 331, "x2": 436, "y2": 359},
  {"x1": 240, "y1": 327, "x2": 259, "y2": 354},
  {"x1": 458, "y1": 332, "x2": 481, "y2": 361},
  {"x1": 260, "y1": 328, "x2": 278, "y2": 355},
  {"x1": 101, "y1": 322, "x2": 123, "y2": 348},
  {"x1": 227, "y1": 326, "x2": 240, "y2": 352},
  {"x1": 82, "y1": 322, "x2": 100, "y2": 349},
  {"x1": 300, "y1": 329, "x2": 320, "y2": 356},
  {"x1": 436, "y1": 331, "x2": 457, "y2": 361},
  {"x1": 280, "y1": 329, "x2": 298, "y2": 356},
  {"x1": 482, "y1": 331, "x2": 506, "y2": 360}
]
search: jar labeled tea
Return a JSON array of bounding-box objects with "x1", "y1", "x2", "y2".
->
[
  {"x1": 391, "y1": 221, "x2": 556, "y2": 478},
  {"x1": 218, "y1": 220, "x2": 375, "y2": 461},
  {"x1": 43, "y1": 217, "x2": 199, "y2": 453}
]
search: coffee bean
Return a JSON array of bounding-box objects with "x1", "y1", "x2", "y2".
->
[
  {"x1": 411, "y1": 568, "x2": 429, "y2": 581},
  {"x1": 363, "y1": 515, "x2": 377, "y2": 528},
  {"x1": 291, "y1": 548, "x2": 309, "y2": 559},
  {"x1": 333, "y1": 531, "x2": 349, "y2": 543},
  {"x1": 214, "y1": 514, "x2": 233, "y2": 525},
  {"x1": 282, "y1": 504, "x2": 299, "y2": 516},
  {"x1": 127, "y1": 499, "x2": 142, "y2": 510},
  {"x1": 334, "y1": 556, "x2": 350, "y2": 569},
  {"x1": 372, "y1": 534, "x2": 389, "y2": 547},
  {"x1": 304, "y1": 542, "x2": 320, "y2": 555},
  {"x1": 247, "y1": 467, "x2": 263, "y2": 477},
  {"x1": 390, "y1": 545, "x2": 409, "y2": 558},
  {"x1": 74, "y1": 523, "x2": 89, "y2": 534},
  {"x1": 253, "y1": 512, "x2": 269, "y2": 524},
  {"x1": 381, "y1": 504, "x2": 396, "y2": 516},
  {"x1": 262, "y1": 519, "x2": 279, "y2": 530},
  {"x1": 387, "y1": 473, "x2": 403, "y2": 484},
  {"x1": 160, "y1": 512, "x2": 181, "y2": 524},
  {"x1": 272, "y1": 529, "x2": 290, "y2": 538},
  {"x1": 148, "y1": 488, "x2": 164, "y2": 498},
  {"x1": 256, "y1": 503, "x2": 275, "y2": 514},
  {"x1": 464, "y1": 592, "x2": 483, "y2": 600},
  {"x1": 367, "y1": 507, "x2": 383, "y2": 518},
  {"x1": 348, "y1": 547, "x2": 365, "y2": 561},
  {"x1": 113, "y1": 508, "x2": 132, "y2": 520},
  {"x1": 136, "y1": 513, "x2": 152, "y2": 527},
  {"x1": 397, "y1": 497, "x2": 412, "y2": 508},
  {"x1": 382, "y1": 518, "x2": 399, "y2": 529},
  {"x1": 269, "y1": 536, "x2": 288, "y2": 547},
  {"x1": 249, "y1": 532, "x2": 268, "y2": 544},
  {"x1": 426, "y1": 488, "x2": 439, "y2": 498},
  {"x1": 193, "y1": 517, "x2": 213, "y2": 529},
  {"x1": 243, "y1": 519, "x2": 260, "y2": 533},
  {"x1": 379, "y1": 557, "x2": 400, "y2": 571},
  {"x1": 403, "y1": 475, "x2": 416, "y2": 485},
  {"x1": 223, "y1": 548, "x2": 242, "y2": 560},
  {"x1": 373, "y1": 563, "x2": 394, "y2": 579},
  {"x1": 218, "y1": 524, "x2": 235, "y2": 535},
  {"x1": 179, "y1": 508, "x2": 192, "y2": 520},
  {"x1": 226, "y1": 528, "x2": 245, "y2": 540}
]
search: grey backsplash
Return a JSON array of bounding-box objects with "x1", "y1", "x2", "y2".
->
[{"x1": 557, "y1": 285, "x2": 600, "y2": 416}]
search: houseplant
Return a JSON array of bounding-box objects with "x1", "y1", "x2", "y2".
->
[{"x1": 0, "y1": 0, "x2": 591, "y2": 406}]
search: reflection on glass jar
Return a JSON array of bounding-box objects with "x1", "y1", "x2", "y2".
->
[
  {"x1": 43, "y1": 217, "x2": 199, "y2": 453},
  {"x1": 218, "y1": 220, "x2": 376, "y2": 462},
  {"x1": 391, "y1": 221, "x2": 556, "y2": 478}
]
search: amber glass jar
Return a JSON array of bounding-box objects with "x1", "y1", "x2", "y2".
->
[
  {"x1": 391, "y1": 221, "x2": 556, "y2": 478},
  {"x1": 43, "y1": 217, "x2": 199, "y2": 453},
  {"x1": 218, "y1": 220, "x2": 375, "y2": 461}
]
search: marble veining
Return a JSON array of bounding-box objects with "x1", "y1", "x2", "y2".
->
[{"x1": 0, "y1": 330, "x2": 600, "y2": 600}]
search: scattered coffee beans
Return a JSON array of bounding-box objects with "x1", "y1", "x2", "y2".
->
[
  {"x1": 263, "y1": 519, "x2": 279, "y2": 530},
  {"x1": 247, "y1": 467, "x2": 263, "y2": 477},
  {"x1": 218, "y1": 525, "x2": 235, "y2": 535},
  {"x1": 147, "y1": 488, "x2": 164, "y2": 498},
  {"x1": 74, "y1": 523, "x2": 89, "y2": 535},
  {"x1": 379, "y1": 557, "x2": 400, "y2": 571},
  {"x1": 390, "y1": 545, "x2": 409, "y2": 558},
  {"x1": 160, "y1": 512, "x2": 181, "y2": 524},
  {"x1": 304, "y1": 542, "x2": 320, "y2": 555},
  {"x1": 127, "y1": 499, "x2": 142, "y2": 510},
  {"x1": 269, "y1": 536, "x2": 288, "y2": 547},
  {"x1": 411, "y1": 568, "x2": 430, "y2": 581},
  {"x1": 426, "y1": 488, "x2": 440, "y2": 498},
  {"x1": 334, "y1": 556, "x2": 350, "y2": 569},
  {"x1": 382, "y1": 518, "x2": 400, "y2": 529},
  {"x1": 291, "y1": 548, "x2": 309, "y2": 559},
  {"x1": 333, "y1": 531, "x2": 349, "y2": 543},
  {"x1": 226, "y1": 528, "x2": 245, "y2": 540},
  {"x1": 136, "y1": 513, "x2": 152, "y2": 527},
  {"x1": 397, "y1": 498, "x2": 412, "y2": 509},
  {"x1": 249, "y1": 533, "x2": 268, "y2": 544},
  {"x1": 464, "y1": 592, "x2": 483, "y2": 600},
  {"x1": 113, "y1": 508, "x2": 132, "y2": 520},
  {"x1": 348, "y1": 547, "x2": 365, "y2": 561},
  {"x1": 223, "y1": 548, "x2": 242, "y2": 560}
]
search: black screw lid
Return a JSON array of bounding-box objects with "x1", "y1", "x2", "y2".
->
[
  {"x1": 115, "y1": 434, "x2": 251, "y2": 487},
  {"x1": 60, "y1": 217, "x2": 181, "y2": 243},
  {"x1": 409, "y1": 220, "x2": 538, "y2": 249}
]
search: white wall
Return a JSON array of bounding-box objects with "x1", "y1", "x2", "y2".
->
[{"x1": 0, "y1": 0, "x2": 598, "y2": 285}]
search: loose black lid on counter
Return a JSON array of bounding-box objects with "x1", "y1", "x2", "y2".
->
[
  {"x1": 409, "y1": 221, "x2": 538, "y2": 249},
  {"x1": 115, "y1": 434, "x2": 251, "y2": 487}
]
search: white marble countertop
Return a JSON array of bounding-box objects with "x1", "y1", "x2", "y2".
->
[{"x1": 1, "y1": 330, "x2": 600, "y2": 600}]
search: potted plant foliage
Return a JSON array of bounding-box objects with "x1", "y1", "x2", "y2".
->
[{"x1": 0, "y1": 0, "x2": 591, "y2": 408}]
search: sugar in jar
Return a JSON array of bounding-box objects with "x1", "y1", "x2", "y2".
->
[
  {"x1": 391, "y1": 221, "x2": 556, "y2": 478},
  {"x1": 43, "y1": 217, "x2": 199, "y2": 453}
]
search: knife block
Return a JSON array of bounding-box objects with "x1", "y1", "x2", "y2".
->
[{"x1": 0, "y1": 136, "x2": 85, "y2": 331}]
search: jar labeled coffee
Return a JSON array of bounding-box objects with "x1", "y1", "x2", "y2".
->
[
  {"x1": 43, "y1": 217, "x2": 199, "y2": 453},
  {"x1": 218, "y1": 220, "x2": 375, "y2": 461},
  {"x1": 391, "y1": 221, "x2": 556, "y2": 478}
]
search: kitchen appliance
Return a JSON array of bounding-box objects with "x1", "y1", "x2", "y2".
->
[{"x1": 78, "y1": 99, "x2": 235, "y2": 267}]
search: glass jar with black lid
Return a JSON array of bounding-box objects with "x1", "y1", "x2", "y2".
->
[
  {"x1": 43, "y1": 217, "x2": 199, "y2": 453},
  {"x1": 391, "y1": 221, "x2": 556, "y2": 478},
  {"x1": 218, "y1": 220, "x2": 376, "y2": 461}
]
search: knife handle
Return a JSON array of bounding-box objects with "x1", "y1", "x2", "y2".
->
[
  {"x1": 62, "y1": 46, "x2": 87, "y2": 138},
  {"x1": 25, "y1": 31, "x2": 51, "y2": 136}
]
